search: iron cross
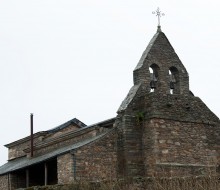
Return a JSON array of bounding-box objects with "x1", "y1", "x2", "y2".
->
[{"x1": 152, "y1": 7, "x2": 165, "y2": 27}]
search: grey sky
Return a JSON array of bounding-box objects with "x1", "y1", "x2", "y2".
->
[{"x1": 0, "y1": 0, "x2": 220, "y2": 165}]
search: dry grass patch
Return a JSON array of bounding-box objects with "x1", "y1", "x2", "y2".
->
[{"x1": 20, "y1": 176, "x2": 220, "y2": 190}]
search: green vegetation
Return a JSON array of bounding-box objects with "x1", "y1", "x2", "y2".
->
[{"x1": 136, "y1": 111, "x2": 144, "y2": 124}]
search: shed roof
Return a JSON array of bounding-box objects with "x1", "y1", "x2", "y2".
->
[
  {"x1": 0, "y1": 128, "x2": 115, "y2": 175},
  {"x1": 0, "y1": 117, "x2": 116, "y2": 175}
]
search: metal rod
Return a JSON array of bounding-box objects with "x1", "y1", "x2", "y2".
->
[{"x1": 30, "y1": 113, "x2": 34, "y2": 157}]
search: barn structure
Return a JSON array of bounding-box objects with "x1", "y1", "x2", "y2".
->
[{"x1": 0, "y1": 24, "x2": 220, "y2": 189}]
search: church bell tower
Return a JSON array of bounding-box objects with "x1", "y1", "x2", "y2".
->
[{"x1": 116, "y1": 10, "x2": 220, "y2": 178}]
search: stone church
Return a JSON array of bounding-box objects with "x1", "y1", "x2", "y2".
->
[{"x1": 0, "y1": 25, "x2": 220, "y2": 189}]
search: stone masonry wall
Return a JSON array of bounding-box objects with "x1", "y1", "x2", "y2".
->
[
  {"x1": 116, "y1": 114, "x2": 145, "y2": 178},
  {"x1": 43, "y1": 125, "x2": 79, "y2": 141},
  {"x1": 34, "y1": 129, "x2": 97, "y2": 157},
  {"x1": 143, "y1": 118, "x2": 220, "y2": 177},
  {"x1": 0, "y1": 174, "x2": 9, "y2": 190},
  {"x1": 133, "y1": 31, "x2": 189, "y2": 95},
  {"x1": 8, "y1": 135, "x2": 43, "y2": 160},
  {"x1": 7, "y1": 124, "x2": 81, "y2": 160},
  {"x1": 57, "y1": 153, "x2": 74, "y2": 184},
  {"x1": 74, "y1": 129, "x2": 117, "y2": 181}
]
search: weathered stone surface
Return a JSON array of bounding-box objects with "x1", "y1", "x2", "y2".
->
[
  {"x1": 0, "y1": 175, "x2": 8, "y2": 190},
  {"x1": 75, "y1": 129, "x2": 117, "y2": 181},
  {"x1": 57, "y1": 153, "x2": 74, "y2": 184}
]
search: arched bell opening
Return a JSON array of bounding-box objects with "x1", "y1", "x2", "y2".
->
[
  {"x1": 149, "y1": 64, "x2": 160, "y2": 92},
  {"x1": 169, "y1": 66, "x2": 180, "y2": 94}
]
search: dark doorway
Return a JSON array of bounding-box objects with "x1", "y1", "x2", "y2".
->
[
  {"x1": 29, "y1": 162, "x2": 44, "y2": 186},
  {"x1": 47, "y1": 158, "x2": 58, "y2": 185},
  {"x1": 29, "y1": 158, "x2": 58, "y2": 186}
]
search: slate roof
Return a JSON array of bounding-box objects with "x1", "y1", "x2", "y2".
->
[
  {"x1": 117, "y1": 84, "x2": 141, "y2": 112},
  {"x1": 47, "y1": 118, "x2": 87, "y2": 133},
  {"x1": 0, "y1": 128, "x2": 115, "y2": 175}
]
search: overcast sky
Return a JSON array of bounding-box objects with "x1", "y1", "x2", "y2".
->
[{"x1": 0, "y1": 0, "x2": 220, "y2": 165}]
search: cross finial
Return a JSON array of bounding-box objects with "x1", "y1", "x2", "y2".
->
[{"x1": 152, "y1": 7, "x2": 165, "y2": 30}]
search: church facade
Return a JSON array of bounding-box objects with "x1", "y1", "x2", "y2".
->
[{"x1": 0, "y1": 26, "x2": 219, "y2": 189}]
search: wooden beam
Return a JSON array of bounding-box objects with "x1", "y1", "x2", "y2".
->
[
  {"x1": 26, "y1": 169, "x2": 29, "y2": 188},
  {"x1": 44, "y1": 163, "x2": 48, "y2": 186}
]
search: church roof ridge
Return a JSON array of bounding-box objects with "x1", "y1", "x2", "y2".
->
[{"x1": 134, "y1": 29, "x2": 162, "y2": 71}]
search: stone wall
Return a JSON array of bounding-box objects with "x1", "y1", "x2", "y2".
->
[
  {"x1": 74, "y1": 129, "x2": 117, "y2": 181},
  {"x1": 0, "y1": 174, "x2": 8, "y2": 190},
  {"x1": 116, "y1": 114, "x2": 145, "y2": 178},
  {"x1": 56, "y1": 129, "x2": 117, "y2": 183},
  {"x1": 57, "y1": 153, "x2": 74, "y2": 184},
  {"x1": 126, "y1": 93, "x2": 219, "y2": 124},
  {"x1": 43, "y1": 124, "x2": 80, "y2": 140},
  {"x1": 7, "y1": 124, "x2": 100, "y2": 160},
  {"x1": 7, "y1": 124, "x2": 83, "y2": 160},
  {"x1": 143, "y1": 118, "x2": 220, "y2": 177},
  {"x1": 116, "y1": 105, "x2": 220, "y2": 179},
  {"x1": 8, "y1": 135, "x2": 44, "y2": 160},
  {"x1": 133, "y1": 31, "x2": 189, "y2": 95},
  {"x1": 34, "y1": 128, "x2": 98, "y2": 157}
]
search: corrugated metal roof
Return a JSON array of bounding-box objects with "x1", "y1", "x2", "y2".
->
[{"x1": 0, "y1": 129, "x2": 114, "y2": 175}]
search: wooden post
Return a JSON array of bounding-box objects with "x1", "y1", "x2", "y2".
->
[
  {"x1": 44, "y1": 163, "x2": 48, "y2": 186},
  {"x1": 26, "y1": 169, "x2": 29, "y2": 188}
]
